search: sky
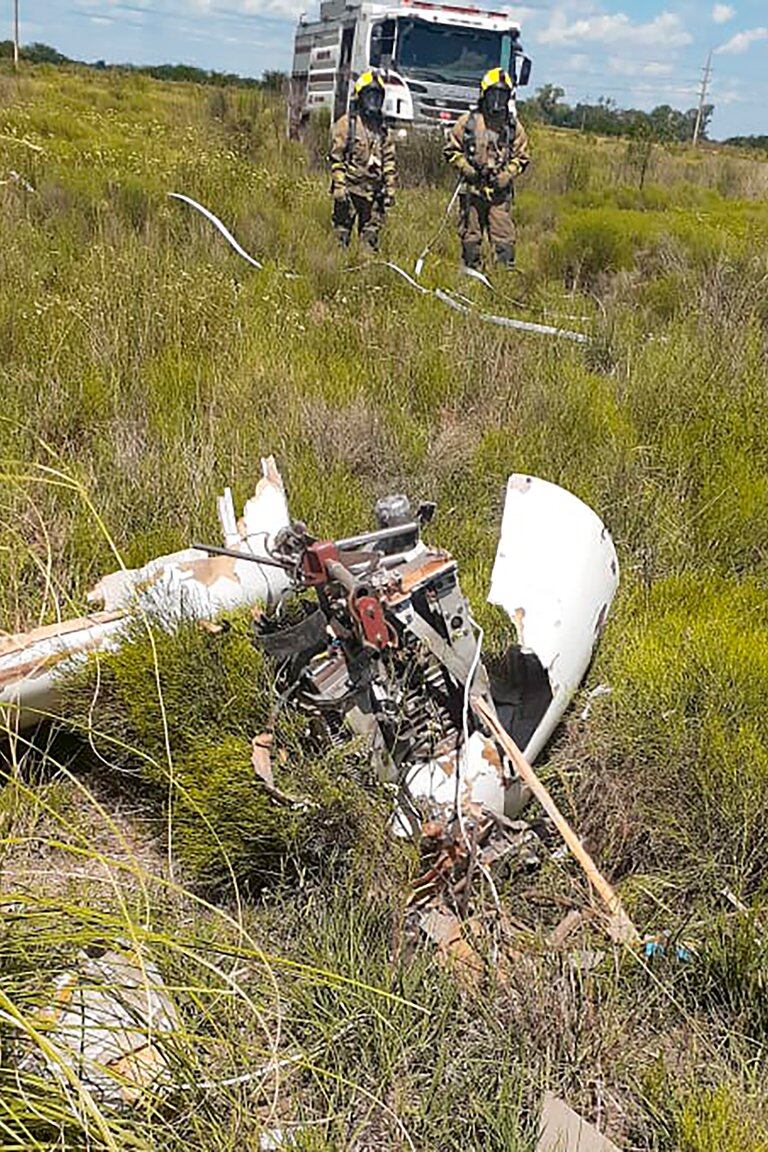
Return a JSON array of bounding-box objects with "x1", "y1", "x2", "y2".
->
[{"x1": 12, "y1": 0, "x2": 768, "y2": 138}]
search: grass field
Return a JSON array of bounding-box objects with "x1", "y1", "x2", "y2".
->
[{"x1": 3, "y1": 62, "x2": 768, "y2": 1150}]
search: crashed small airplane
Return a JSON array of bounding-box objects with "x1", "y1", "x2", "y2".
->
[{"x1": 0, "y1": 459, "x2": 618, "y2": 834}]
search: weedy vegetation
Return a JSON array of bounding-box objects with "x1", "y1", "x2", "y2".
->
[{"x1": 2, "y1": 61, "x2": 768, "y2": 1149}]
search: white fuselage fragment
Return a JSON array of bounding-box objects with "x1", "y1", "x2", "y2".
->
[
  {"x1": 0, "y1": 458, "x2": 292, "y2": 732},
  {"x1": 489, "y1": 474, "x2": 620, "y2": 763}
]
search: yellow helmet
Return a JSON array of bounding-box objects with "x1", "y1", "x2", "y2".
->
[
  {"x1": 354, "y1": 69, "x2": 386, "y2": 96},
  {"x1": 353, "y1": 68, "x2": 386, "y2": 118},
  {"x1": 479, "y1": 68, "x2": 514, "y2": 117},
  {"x1": 480, "y1": 67, "x2": 513, "y2": 95}
]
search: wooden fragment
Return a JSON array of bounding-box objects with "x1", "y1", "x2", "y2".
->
[
  {"x1": 472, "y1": 697, "x2": 639, "y2": 946},
  {"x1": 537, "y1": 1093, "x2": 622, "y2": 1152},
  {"x1": 548, "y1": 909, "x2": 586, "y2": 949}
]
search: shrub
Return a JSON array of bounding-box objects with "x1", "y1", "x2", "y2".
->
[
  {"x1": 543, "y1": 210, "x2": 648, "y2": 286},
  {"x1": 60, "y1": 612, "x2": 395, "y2": 891},
  {"x1": 572, "y1": 575, "x2": 768, "y2": 903}
]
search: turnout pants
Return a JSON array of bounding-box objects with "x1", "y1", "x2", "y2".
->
[
  {"x1": 333, "y1": 192, "x2": 385, "y2": 250},
  {"x1": 459, "y1": 191, "x2": 515, "y2": 267}
]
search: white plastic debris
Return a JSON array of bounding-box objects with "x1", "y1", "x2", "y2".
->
[
  {"x1": 25, "y1": 947, "x2": 181, "y2": 1109},
  {"x1": 580, "y1": 683, "x2": 613, "y2": 721},
  {"x1": 0, "y1": 458, "x2": 291, "y2": 731}
]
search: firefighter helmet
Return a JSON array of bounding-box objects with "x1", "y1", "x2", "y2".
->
[
  {"x1": 479, "y1": 67, "x2": 514, "y2": 117},
  {"x1": 354, "y1": 69, "x2": 386, "y2": 117}
]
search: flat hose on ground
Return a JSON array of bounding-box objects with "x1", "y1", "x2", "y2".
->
[{"x1": 169, "y1": 192, "x2": 588, "y2": 344}]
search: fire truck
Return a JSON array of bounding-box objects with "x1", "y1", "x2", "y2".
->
[{"x1": 289, "y1": 0, "x2": 531, "y2": 135}]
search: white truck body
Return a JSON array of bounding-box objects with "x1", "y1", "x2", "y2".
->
[{"x1": 289, "y1": 0, "x2": 530, "y2": 134}]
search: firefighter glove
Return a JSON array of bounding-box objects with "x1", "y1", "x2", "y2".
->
[
  {"x1": 493, "y1": 170, "x2": 513, "y2": 191},
  {"x1": 332, "y1": 185, "x2": 349, "y2": 203}
]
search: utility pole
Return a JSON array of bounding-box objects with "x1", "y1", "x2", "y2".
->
[
  {"x1": 12, "y1": 0, "x2": 20, "y2": 70},
  {"x1": 692, "y1": 48, "x2": 713, "y2": 147},
  {"x1": 580, "y1": 94, "x2": 589, "y2": 133}
]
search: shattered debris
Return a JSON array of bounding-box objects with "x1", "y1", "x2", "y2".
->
[
  {"x1": 247, "y1": 475, "x2": 618, "y2": 841},
  {"x1": 580, "y1": 683, "x2": 612, "y2": 721},
  {"x1": 22, "y1": 946, "x2": 181, "y2": 1109},
  {"x1": 259, "y1": 1130, "x2": 296, "y2": 1151},
  {"x1": 404, "y1": 811, "x2": 551, "y2": 984},
  {"x1": 0, "y1": 449, "x2": 645, "y2": 1133},
  {"x1": 1, "y1": 460, "x2": 622, "y2": 934},
  {"x1": 251, "y1": 731, "x2": 276, "y2": 787},
  {"x1": 0, "y1": 169, "x2": 36, "y2": 192},
  {"x1": 0, "y1": 457, "x2": 291, "y2": 730}
]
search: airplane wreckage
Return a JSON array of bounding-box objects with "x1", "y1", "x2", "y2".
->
[{"x1": 0, "y1": 458, "x2": 619, "y2": 842}]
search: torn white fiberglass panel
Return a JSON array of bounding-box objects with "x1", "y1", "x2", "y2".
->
[
  {"x1": 488, "y1": 474, "x2": 620, "y2": 766},
  {"x1": 88, "y1": 456, "x2": 292, "y2": 616},
  {"x1": 387, "y1": 476, "x2": 619, "y2": 831}
]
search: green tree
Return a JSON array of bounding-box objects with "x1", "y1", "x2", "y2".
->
[
  {"x1": 23, "y1": 42, "x2": 70, "y2": 64},
  {"x1": 261, "y1": 70, "x2": 287, "y2": 92}
]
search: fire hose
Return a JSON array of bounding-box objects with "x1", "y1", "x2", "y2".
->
[{"x1": 169, "y1": 192, "x2": 589, "y2": 345}]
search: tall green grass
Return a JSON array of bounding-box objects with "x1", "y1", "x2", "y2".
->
[{"x1": 3, "y1": 61, "x2": 768, "y2": 1148}]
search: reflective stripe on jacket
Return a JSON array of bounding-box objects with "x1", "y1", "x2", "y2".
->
[
  {"x1": 444, "y1": 110, "x2": 530, "y2": 186},
  {"x1": 330, "y1": 113, "x2": 396, "y2": 200}
]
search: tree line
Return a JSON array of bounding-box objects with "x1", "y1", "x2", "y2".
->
[
  {"x1": 5, "y1": 41, "x2": 766, "y2": 151},
  {"x1": 722, "y1": 135, "x2": 768, "y2": 152},
  {"x1": 517, "y1": 83, "x2": 714, "y2": 144},
  {"x1": 0, "y1": 40, "x2": 284, "y2": 90}
]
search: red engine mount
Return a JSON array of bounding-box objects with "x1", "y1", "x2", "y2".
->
[
  {"x1": 300, "y1": 540, "x2": 340, "y2": 586},
  {"x1": 349, "y1": 592, "x2": 396, "y2": 651}
]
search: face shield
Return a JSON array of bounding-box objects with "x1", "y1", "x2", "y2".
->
[
  {"x1": 359, "y1": 83, "x2": 385, "y2": 118},
  {"x1": 483, "y1": 84, "x2": 511, "y2": 119}
]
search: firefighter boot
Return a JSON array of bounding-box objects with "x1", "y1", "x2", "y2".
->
[
  {"x1": 461, "y1": 240, "x2": 481, "y2": 270},
  {"x1": 332, "y1": 195, "x2": 353, "y2": 248},
  {"x1": 495, "y1": 242, "x2": 516, "y2": 269},
  {"x1": 360, "y1": 224, "x2": 380, "y2": 253}
]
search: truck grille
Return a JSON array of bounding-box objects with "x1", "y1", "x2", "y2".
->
[
  {"x1": 416, "y1": 99, "x2": 471, "y2": 126},
  {"x1": 406, "y1": 85, "x2": 472, "y2": 127}
]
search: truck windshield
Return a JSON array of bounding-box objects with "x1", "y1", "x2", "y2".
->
[{"x1": 395, "y1": 19, "x2": 509, "y2": 86}]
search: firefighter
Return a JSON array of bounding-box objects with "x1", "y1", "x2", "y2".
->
[
  {"x1": 330, "y1": 70, "x2": 397, "y2": 251},
  {"x1": 444, "y1": 67, "x2": 530, "y2": 270}
]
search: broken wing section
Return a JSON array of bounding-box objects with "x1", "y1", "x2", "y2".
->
[
  {"x1": 88, "y1": 457, "x2": 291, "y2": 617},
  {"x1": 0, "y1": 458, "x2": 291, "y2": 733},
  {"x1": 488, "y1": 474, "x2": 619, "y2": 765}
]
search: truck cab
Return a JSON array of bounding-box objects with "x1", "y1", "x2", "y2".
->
[{"x1": 289, "y1": 0, "x2": 531, "y2": 136}]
